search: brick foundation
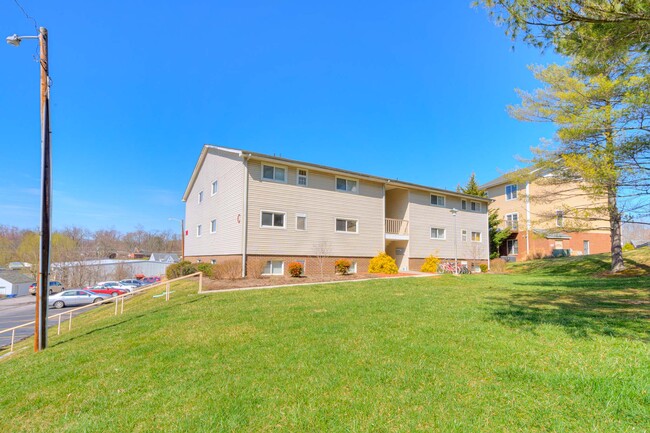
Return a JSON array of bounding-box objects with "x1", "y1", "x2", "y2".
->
[
  {"x1": 409, "y1": 257, "x2": 488, "y2": 271},
  {"x1": 247, "y1": 255, "x2": 372, "y2": 277},
  {"x1": 501, "y1": 231, "x2": 611, "y2": 261}
]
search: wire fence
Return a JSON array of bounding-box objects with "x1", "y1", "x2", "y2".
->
[{"x1": 0, "y1": 272, "x2": 203, "y2": 355}]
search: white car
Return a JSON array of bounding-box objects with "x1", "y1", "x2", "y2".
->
[
  {"x1": 95, "y1": 281, "x2": 138, "y2": 292},
  {"x1": 49, "y1": 290, "x2": 111, "y2": 309}
]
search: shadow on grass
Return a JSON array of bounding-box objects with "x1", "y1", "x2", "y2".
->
[{"x1": 487, "y1": 277, "x2": 650, "y2": 341}]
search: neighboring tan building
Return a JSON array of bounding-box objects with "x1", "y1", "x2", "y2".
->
[
  {"x1": 482, "y1": 170, "x2": 611, "y2": 261},
  {"x1": 182, "y1": 146, "x2": 491, "y2": 276}
]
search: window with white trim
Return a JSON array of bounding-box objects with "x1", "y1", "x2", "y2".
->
[
  {"x1": 470, "y1": 201, "x2": 481, "y2": 212},
  {"x1": 336, "y1": 177, "x2": 358, "y2": 193},
  {"x1": 296, "y1": 214, "x2": 307, "y2": 231},
  {"x1": 262, "y1": 260, "x2": 284, "y2": 276},
  {"x1": 198, "y1": 191, "x2": 204, "y2": 203},
  {"x1": 262, "y1": 164, "x2": 287, "y2": 182},
  {"x1": 196, "y1": 224, "x2": 202, "y2": 237},
  {"x1": 505, "y1": 184, "x2": 518, "y2": 201},
  {"x1": 556, "y1": 210, "x2": 564, "y2": 227},
  {"x1": 210, "y1": 219, "x2": 217, "y2": 233},
  {"x1": 336, "y1": 218, "x2": 358, "y2": 233},
  {"x1": 461, "y1": 200, "x2": 467, "y2": 210},
  {"x1": 430, "y1": 227, "x2": 446, "y2": 239},
  {"x1": 505, "y1": 213, "x2": 519, "y2": 230},
  {"x1": 210, "y1": 259, "x2": 216, "y2": 265},
  {"x1": 507, "y1": 239, "x2": 519, "y2": 255},
  {"x1": 349, "y1": 262, "x2": 358, "y2": 274},
  {"x1": 211, "y1": 180, "x2": 218, "y2": 195},
  {"x1": 261, "y1": 211, "x2": 286, "y2": 228},
  {"x1": 297, "y1": 169, "x2": 308, "y2": 186},
  {"x1": 461, "y1": 229, "x2": 468, "y2": 242},
  {"x1": 471, "y1": 231, "x2": 482, "y2": 242},
  {"x1": 430, "y1": 195, "x2": 445, "y2": 207},
  {"x1": 295, "y1": 259, "x2": 306, "y2": 275}
]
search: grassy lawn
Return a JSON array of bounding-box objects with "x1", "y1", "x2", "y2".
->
[{"x1": 1, "y1": 256, "x2": 649, "y2": 432}]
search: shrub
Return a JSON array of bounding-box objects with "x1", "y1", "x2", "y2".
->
[
  {"x1": 335, "y1": 259, "x2": 351, "y2": 275},
  {"x1": 213, "y1": 259, "x2": 242, "y2": 280},
  {"x1": 368, "y1": 252, "x2": 398, "y2": 274},
  {"x1": 490, "y1": 258, "x2": 507, "y2": 273},
  {"x1": 246, "y1": 257, "x2": 265, "y2": 279},
  {"x1": 420, "y1": 255, "x2": 440, "y2": 273},
  {"x1": 166, "y1": 261, "x2": 197, "y2": 279},
  {"x1": 196, "y1": 263, "x2": 213, "y2": 278},
  {"x1": 623, "y1": 242, "x2": 635, "y2": 252},
  {"x1": 288, "y1": 262, "x2": 303, "y2": 277},
  {"x1": 479, "y1": 264, "x2": 488, "y2": 273}
]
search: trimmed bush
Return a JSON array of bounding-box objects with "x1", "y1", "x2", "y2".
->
[
  {"x1": 490, "y1": 258, "x2": 507, "y2": 273},
  {"x1": 288, "y1": 262, "x2": 303, "y2": 277},
  {"x1": 420, "y1": 255, "x2": 440, "y2": 273},
  {"x1": 196, "y1": 263, "x2": 213, "y2": 278},
  {"x1": 335, "y1": 259, "x2": 351, "y2": 275},
  {"x1": 213, "y1": 260, "x2": 241, "y2": 280},
  {"x1": 623, "y1": 242, "x2": 635, "y2": 252},
  {"x1": 368, "y1": 252, "x2": 398, "y2": 274},
  {"x1": 166, "y1": 261, "x2": 198, "y2": 279},
  {"x1": 479, "y1": 264, "x2": 488, "y2": 273}
]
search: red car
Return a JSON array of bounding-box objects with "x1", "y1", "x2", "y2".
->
[{"x1": 86, "y1": 285, "x2": 128, "y2": 297}]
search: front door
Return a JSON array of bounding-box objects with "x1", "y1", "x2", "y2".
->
[{"x1": 583, "y1": 240, "x2": 590, "y2": 255}]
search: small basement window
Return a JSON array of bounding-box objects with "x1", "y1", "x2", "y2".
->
[{"x1": 263, "y1": 260, "x2": 284, "y2": 276}]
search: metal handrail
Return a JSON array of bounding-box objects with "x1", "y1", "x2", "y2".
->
[{"x1": 0, "y1": 272, "x2": 203, "y2": 353}]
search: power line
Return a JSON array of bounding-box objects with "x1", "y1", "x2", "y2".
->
[{"x1": 11, "y1": 0, "x2": 39, "y2": 32}]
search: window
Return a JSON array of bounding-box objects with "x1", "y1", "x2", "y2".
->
[
  {"x1": 211, "y1": 180, "x2": 218, "y2": 195},
  {"x1": 461, "y1": 200, "x2": 467, "y2": 210},
  {"x1": 505, "y1": 213, "x2": 519, "y2": 230},
  {"x1": 349, "y1": 262, "x2": 358, "y2": 274},
  {"x1": 507, "y1": 239, "x2": 519, "y2": 255},
  {"x1": 430, "y1": 227, "x2": 446, "y2": 239},
  {"x1": 263, "y1": 260, "x2": 284, "y2": 276},
  {"x1": 296, "y1": 259, "x2": 306, "y2": 275},
  {"x1": 430, "y1": 194, "x2": 445, "y2": 207},
  {"x1": 461, "y1": 229, "x2": 468, "y2": 242},
  {"x1": 210, "y1": 219, "x2": 217, "y2": 233},
  {"x1": 505, "y1": 184, "x2": 518, "y2": 201},
  {"x1": 261, "y1": 211, "x2": 285, "y2": 228},
  {"x1": 336, "y1": 218, "x2": 358, "y2": 233},
  {"x1": 198, "y1": 190, "x2": 204, "y2": 203},
  {"x1": 296, "y1": 214, "x2": 307, "y2": 231},
  {"x1": 336, "y1": 177, "x2": 358, "y2": 193},
  {"x1": 471, "y1": 231, "x2": 482, "y2": 242},
  {"x1": 262, "y1": 164, "x2": 286, "y2": 182},
  {"x1": 297, "y1": 169, "x2": 308, "y2": 186},
  {"x1": 470, "y1": 201, "x2": 481, "y2": 212},
  {"x1": 196, "y1": 224, "x2": 202, "y2": 237},
  {"x1": 556, "y1": 210, "x2": 564, "y2": 227},
  {"x1": 210, "y1": 259, "x2": 216, "y2": 265}
]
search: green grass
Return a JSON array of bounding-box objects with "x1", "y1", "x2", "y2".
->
[{"x1": 1, "y1": 267, "x2": 649, "y2": 432}]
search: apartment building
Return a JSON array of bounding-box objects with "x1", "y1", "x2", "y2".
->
[
  {"x1": 482, "y1": 172, "x2": 611, "y2": 260},
  {"x1": 182, "y1": 146, "x2": 490, "y2": 276}
]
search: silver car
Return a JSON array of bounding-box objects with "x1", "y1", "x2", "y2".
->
[{"x1": 48, "y1": 290, "x2": 111, "y2": 309}]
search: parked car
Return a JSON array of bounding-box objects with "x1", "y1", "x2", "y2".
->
[
  {"x1": 48, "y1": 290, "x2": 111, "y2": 309},
  {"x1": 29, "y1": 281, "x2": 65, "y2": 296},
  {"x1": 87, "y1": 286, "x2": 128, "y2": 297},
  {"x1": 120, "y1": 279, "x2": 146, "y2": 287},
  {"x1": 94, "y1": 281, "x2": 138, "y2": 292},
  {"x1": 142, "y1": 276, "x2": 161, "y2": 284}
]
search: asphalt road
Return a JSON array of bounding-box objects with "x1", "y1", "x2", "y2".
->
[{"x1": 0, "y1": 296, "x2": 94, "y2": 348}]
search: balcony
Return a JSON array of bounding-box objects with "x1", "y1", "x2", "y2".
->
[{"x1": 385, "y1": 218, "x2": 409, "y2": 240}]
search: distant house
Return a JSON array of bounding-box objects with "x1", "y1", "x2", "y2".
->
[
  {"x1": 8, "y1": 262, "x2": 32, "y2": 271},
  {"x1": 0, "y1": 270, "x2": 33, "y2": 296},
  {"x1": 631, "y1": 239, "x2": 650, "y2": 249},
  {"x1": 149, "y1": 253, "x2": 180, "y2": 264}
]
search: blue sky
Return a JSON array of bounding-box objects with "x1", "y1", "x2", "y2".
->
[{"x1": 0, "y1": 1, "x2": 561, "y2": 233}]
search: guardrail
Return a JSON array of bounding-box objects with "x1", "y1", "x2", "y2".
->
[{"x1": 0, "y1": 272, "x2": 203, "y2": 355}]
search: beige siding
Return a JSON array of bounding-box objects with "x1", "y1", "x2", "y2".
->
[
  {"x1": 184, "y1": 149, "x2": 244, "y2": 256},
  {"x1": 246, "y1": 160, "x2": 385, "y2": 257},
  {"x1": 408, "y1": 191, "x2": 489, "y2": 260},
  {"x1": 385, "y1": 188, "x2": 409, "y2": 220}
]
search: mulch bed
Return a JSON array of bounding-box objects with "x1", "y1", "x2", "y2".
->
[{"x1": 201, "y1": 272, "x2": 419, "y2": 291}]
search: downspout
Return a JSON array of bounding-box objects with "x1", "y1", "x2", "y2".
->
[
  {"x1": 525, "y1": 181, "x2": 531, "y2": 257},
  {"x1": 241, "y1": 154, "x2": 251, "y2": 277}
]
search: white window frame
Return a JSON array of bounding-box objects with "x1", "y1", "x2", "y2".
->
[
  {"x1": 335, "y1": 218, "x2": 359, "y2": 234},
  {"x1": 211, "y1": 180, "x2": 218, "y2": 196},
  {"x1": 210, "y1": 259, "x2": 216, "y2": 265},
  {"x1": 198, "y1": 190, "x2": 204, "y2": 204},
  {"x1": 335, "y1": 177, "x2": 359, "y2": 194},
  {"x1": 297, "y1": 168, "x2": 308, "y2": 187},
  {"x1": 461, "y1": 229, "x2": 468, "y2": 242},
  {"x1": 210, "y1": 219, "x2": 217, "y2": 234},
  {"x1": 261, "y1": 164, "x2": 288, "y2": 183},
  {"x1": 430, "y1": 227, "x2": 446, "y2": 240},
  {"x1": 505, "y1": 213, "x2": 519, "y2": 230},
  {"x1": 471, "y1": 231, "x2": 482, "y2": 242},
  {"x1": 262, "y1": 260, "x2": 284, "y2": 276},
  {"x1": 505, "y1": 184, "x2": 518, "y2": 201},
  {"x1": 349, "y1": 262, "x2": 358, "y2": 274},
  {"x1": 470, "y1": 201, "x2": 481, "y2": 212},
  {"x1": 296, "y1": 213, "x2": 307, "y2": 231},
  {"x1": 430, "y1": 194, "x2": 446, "y2": 207},
  {"x1": 461, "y1": 200, "x2": 467, "y2": 210},
  {"x1": 507, "y1": 239, "x2": 519, "y2": 255},
  {"x1": 260, "y1": 210, "x2": 286, "y2": 229},
  {"x1": 295, "y1": 259, "x2": 306, "y2": 276},
  {"x1": 196, "y1": 224, "x2": 202, "y2": 237},
  {"x1": 556, "y1": 210, "x2": 564, "y2": 227}
]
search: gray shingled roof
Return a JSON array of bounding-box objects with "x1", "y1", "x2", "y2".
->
[{"x1": 0, "y1": 270, "x2": 34, "y2": 284}]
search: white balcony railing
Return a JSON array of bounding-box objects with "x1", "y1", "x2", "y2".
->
[{"x1": 385, "y1": 218, "x2": 409, "y2": 236}]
